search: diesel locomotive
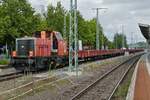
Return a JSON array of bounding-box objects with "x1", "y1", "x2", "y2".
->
[{"x1": 11, "y1": 31, "x2": 68, "y2": 71}]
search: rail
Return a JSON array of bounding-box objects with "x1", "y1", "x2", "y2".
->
[
  {"x1": 71, "y1": 54, "x2": 143, "y2": 100},
  {"x1": 0, "y1": 71, "x2": 23, "y2": 82}
]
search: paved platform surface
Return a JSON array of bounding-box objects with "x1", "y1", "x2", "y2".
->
[
  {"x1": 127, "y1": 53, "x2": 150, "y2": 100},
  {"x1": 0, "y1": 67, "x2": 16, "y2": 76}
]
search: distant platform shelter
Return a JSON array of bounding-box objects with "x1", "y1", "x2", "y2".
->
[{"x1": 139, "y1": 23, "x2": 150, "y2": 44}]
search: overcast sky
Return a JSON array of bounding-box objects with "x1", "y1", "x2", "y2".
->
[{"x1": 29, "y1": 0, "x2": 149, "y2": 43}]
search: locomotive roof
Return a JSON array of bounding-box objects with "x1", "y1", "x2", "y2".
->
[{"x1": 16, "y1": 37, "x2": 36, "y2": 40}]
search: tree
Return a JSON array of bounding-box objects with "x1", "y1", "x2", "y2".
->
[
  {"x1": 46, "y1": 2, "x2": 65, "y2": 34},
  {"x1": 0, "y1": 0, "x2": 114, "y2": 50},
  {"x1": 113, "y1": 33, "x2": 128, "y2": 49},
  {"x1": 0, "y1": 0, "x2": 41, "y2": 45}
]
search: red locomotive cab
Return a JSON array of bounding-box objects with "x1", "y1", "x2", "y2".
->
[
  {"x1": 35, "y1": 38, "x2": 51, "y2": 57},
  {"x1": 41, "y1": 31, "x2": 46, "y2": 39},
  {"x1": 51, "y1": 31, "x2": 68, "y2": 56},
  {"x1": 58, "y1": 40, "x2": 67, "y2": 56}
]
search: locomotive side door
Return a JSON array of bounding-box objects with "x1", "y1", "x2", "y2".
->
[{"x1": 51, "y1": 32, "x2": 67, "y2": 56}]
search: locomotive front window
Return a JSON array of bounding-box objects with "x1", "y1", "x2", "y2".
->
[{"x1": 17, "y1": 39, "x2": 34, "y2": 57}]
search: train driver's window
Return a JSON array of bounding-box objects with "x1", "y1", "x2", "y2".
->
[{"x1": 53, "y1": 35, "x2": 58, "y2": 50}]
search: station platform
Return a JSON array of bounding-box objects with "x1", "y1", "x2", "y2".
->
[{"x1": 126, "y1": 53, "x2": 150, "y2": 100}]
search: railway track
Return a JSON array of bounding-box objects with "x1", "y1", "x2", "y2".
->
[
  {"x1": 0, "y1": 55, "x2": 126, "y2": 83},
  {"x1": 0, "y1": 65, "x2": 11, "y2": 69},
  {"x1": 0, "y1": 71, "x2": 23, "y2": 82},
  {"x1": 71, "y1": 54, "x2": 142, "y2": 100},
  {"x1": 107, "y1": 56, "x2": 138, "y2": 100}
]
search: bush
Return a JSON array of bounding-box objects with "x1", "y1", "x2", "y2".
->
[{"x1": 0, "y1": 59, "x2": 9, "y2": 65}]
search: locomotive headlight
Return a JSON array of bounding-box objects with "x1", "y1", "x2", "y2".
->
[
  {"x1": 21, "y1": 45, "x2": 24, "y2": 49},
  {"x1": 12, "y1": 51, "x2": 17, "y2": 57},
  {"x1": 29, "y1": 51, "x2": 34, "y2": 57}
]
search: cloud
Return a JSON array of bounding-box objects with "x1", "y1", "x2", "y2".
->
[
  {"x1": 29, "y1": 0, "x2": 149, "y2": 43},
  {"x1": 99, "y1": 0, "x2": 149, "y2": 43}
]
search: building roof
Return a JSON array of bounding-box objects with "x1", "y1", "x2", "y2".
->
[{"x1": 139, "y1": 23, "x2": 150, "y2": 40}]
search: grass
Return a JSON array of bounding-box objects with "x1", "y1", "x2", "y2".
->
[
  {"x1": 112, "y1": 66, "x2": 135, "y2": 100},
  {"x1": 0, "y1": 59, "x2": 9, "y2": 65},
  {"x1": 114, "y1": 81, "x2": 131, "y2": 98}
]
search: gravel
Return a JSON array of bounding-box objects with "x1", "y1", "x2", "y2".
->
[
  {"x1": 0, "y1": 55, "x2": 134, "y2": 100},
  {"x1": 22, "y1": 55, "x2": 132, "y2": 100},
  {"x1": 77, "y1": 59, "x2": 136, "y2": 100}
]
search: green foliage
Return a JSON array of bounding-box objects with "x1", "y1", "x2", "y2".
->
[
  {"x1": 78, "y1": 17, "x2": 97, "y2": 46},
  {"x1": 45, "y1": 2, "x2": 113, "y2": 49},
  {"x1": 0, "y1": 1, "x2": 114, "y2": 49},
  {"x1": 129, "y1": 42, "x2": 147, "y2": 49},
  {"x1": 0, "y1": 0, "x2": 41, "y2": 45},
  {"x1": 46, "y1": 2, "x2": 65, "y2": 33},
  {"x1": 113, "y1": 33, "x2": 128, "y2": 49},
  {"x1": 0, "y1": 59, "x2": 9, "y2": 65}
]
